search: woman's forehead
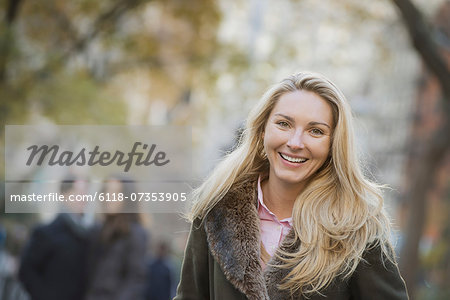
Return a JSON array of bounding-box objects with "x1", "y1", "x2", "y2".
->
[{"x1": 270, "y1": 90, "x2": 333, "y2": 126}]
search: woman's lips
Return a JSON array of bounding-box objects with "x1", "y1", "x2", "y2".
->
[{"x1": 279, "y1": 152, "x2": 309, "y2": 164}]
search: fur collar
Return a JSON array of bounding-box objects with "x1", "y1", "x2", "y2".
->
[{"x1": 204, "y1": 179, "x2": 302, "y2": 300}]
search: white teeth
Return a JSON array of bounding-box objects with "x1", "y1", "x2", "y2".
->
[{"x1": 280, "y1": 153, "x2": 307, "y2": 163}]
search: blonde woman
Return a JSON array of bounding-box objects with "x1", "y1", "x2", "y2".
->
[{"x1": 175, "y1": 72, "x2": 409, "y2": 300}]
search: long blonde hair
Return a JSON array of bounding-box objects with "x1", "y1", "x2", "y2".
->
[{"x1": 189, "y1": 72, "x2": 393, "y2": 295}]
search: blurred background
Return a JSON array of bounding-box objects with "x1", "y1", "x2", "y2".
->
[{"x1": 0, "y1": 0, "x2": 449, "y2": 299}]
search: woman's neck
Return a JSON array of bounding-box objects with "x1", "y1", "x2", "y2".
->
[{"x1": 261, "y1": 176, "x2": 305, "y2": 220}]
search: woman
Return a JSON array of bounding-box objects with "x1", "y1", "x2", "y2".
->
[
  {"x1": 175, "y1": 72, "x2": 409, "y2": 300},
  {"x1": 86, "y1": 177, "x2": 148, "y2": 300}
]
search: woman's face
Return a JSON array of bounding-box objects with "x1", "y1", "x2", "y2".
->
[{"x1": 263, "y1": 90, "x2": 333, "y2": 189}]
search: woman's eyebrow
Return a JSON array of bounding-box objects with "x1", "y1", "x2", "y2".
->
[
  {"x1": 273, "y1": 113, "x2": 294, "y2": 123},
  {"x1": 274, "y1": 113, "x2": 331, "y2": 129},
  {"x1": 309, "y1": 121, "x2": 331, "y2": 129}
]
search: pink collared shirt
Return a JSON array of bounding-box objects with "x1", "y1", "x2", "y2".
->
[{"x1": 257, "y1": 176, "x2": 293, "y2": 268}]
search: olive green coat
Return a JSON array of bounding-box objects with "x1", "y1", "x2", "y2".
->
[{"x1": 174, "y1": 181, "x2": 409, "y2": 300}]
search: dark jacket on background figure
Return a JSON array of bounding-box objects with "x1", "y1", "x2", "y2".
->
[
  {"x1": 19, "y1": 214, "x2": 89, "y2": 300},
  {"x1": 145, "y1": 257, "x2": 174, "y2": 300},
  {"x1": 86, "y1": 221, "x2": 148, "y2": 300},
  {"x1": 175, "y1": 180, "x2": 409, "y2": 300}
]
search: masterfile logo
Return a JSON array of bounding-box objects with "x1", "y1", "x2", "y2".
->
[{"x1": 26, "y1": 142, "x2": 170, "y2": 172}]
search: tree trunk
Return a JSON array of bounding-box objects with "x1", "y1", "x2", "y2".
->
[
  {"x1": 399, "y1": 119, "x2": 450, "y2": 294},
  {"x1": 391, "y1": 0, "x2": 450, "y2": 297},
  {"x1": 0, "y1": 0, "x2": 24, "y2": 82}
]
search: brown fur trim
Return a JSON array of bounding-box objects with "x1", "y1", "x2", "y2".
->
[{"x1": 204, "y1": 181, "x2": 269, "y2": 300}]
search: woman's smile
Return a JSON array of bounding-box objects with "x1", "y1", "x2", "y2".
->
[{"x1": 279, "y1": 152, "x2": 309, "y2": 164}]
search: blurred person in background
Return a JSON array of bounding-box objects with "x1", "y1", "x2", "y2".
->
[
  {"x1": 85, "y1": 176, "x2": 147, "y2": 300},
  {"x1": 145, "y1": 240, "x2": 175, "y2": 300},
  {"x1": 175, "y1": 72, "x2": 409, "y2": 299},
  {"x1": 0, "y1": 225, "x2": 16, "y2": 299},
  {"x1": 0, "y1": 224, "x2": 29, "y2": 300},
  {"x1": 18, "y1": 175, "x2": 89, "y2": 300}
]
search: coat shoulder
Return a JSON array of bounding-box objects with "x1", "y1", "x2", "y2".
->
[{"x1": 350, "y1": 241, "x2": 409, "y2": 300}]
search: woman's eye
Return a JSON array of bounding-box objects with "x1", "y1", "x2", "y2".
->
[
  {"x1": 310, "y1": 128, "x2": 324, "y2": 136},
  {"x1": 277, "y1": 121, "x2": 289, "y2": 128}
]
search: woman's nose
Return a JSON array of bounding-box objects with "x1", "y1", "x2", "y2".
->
[{"x1": 286, "y1": 130, "x2": 305, "y2": 150}]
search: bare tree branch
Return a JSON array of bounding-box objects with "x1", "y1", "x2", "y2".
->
[
  {"x1": 69, "y1": 0, "x2": 143, "y2": 54},
  {"x1": 21, "y1": 0, "x2": 147, "y2": 86},
  {"x1": 6, "y1": 0, "x2": 24, "y2": 25},
  {"x1": 392, "y1": 0, "x2": 450, "y2": 103}
]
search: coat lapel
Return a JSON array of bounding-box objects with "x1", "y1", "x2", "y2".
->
[
  {"x1": 204, "y1": 179, "x2": 304, "y2": 300},
  {"x1": 204, "y1": 180, "x2": 269, "y2": 300}
]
